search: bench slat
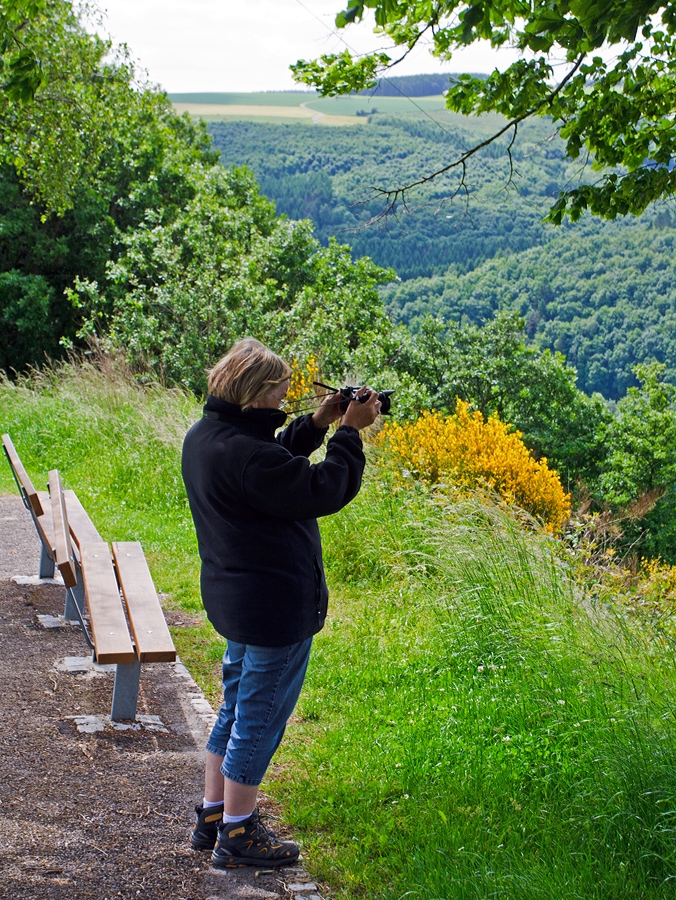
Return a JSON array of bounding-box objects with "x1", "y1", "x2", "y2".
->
[
  {"x1": 81, "y1": 543, "x2": 136, "y2": 665},
  {"x1": 112, "y1": 542, "x2": 176, "y2": 663},
  {"x1": 48, "y1": 471, "x2": 77, "y2": 589},
  {"x1": 64, "y1": 490, "x2": 102, "y2": 550},
  {"x1": 2, "y1": 433, "x2": 44, "y2": 517}
]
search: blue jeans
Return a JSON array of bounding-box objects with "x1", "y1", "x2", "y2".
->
[{"x1": 206, "y1": 637, "x2": 313, "y2": 786}]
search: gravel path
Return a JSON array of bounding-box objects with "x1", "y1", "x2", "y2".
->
[
  {"x1": 0, "y1": 493, "x2": 324, "y2": 900},
  {"x1": 0, "y1": 494, "x2": 42, "y2": 579}
]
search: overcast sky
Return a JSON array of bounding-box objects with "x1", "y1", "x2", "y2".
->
[{"x1": 94, "y1": 1, "x2": 518, "y2": 93}]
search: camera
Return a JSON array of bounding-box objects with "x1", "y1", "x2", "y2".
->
[{"x1": 314, "y1": 382, "x2": 394, "y2": 415}]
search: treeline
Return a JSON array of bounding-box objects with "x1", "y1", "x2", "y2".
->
[{"x1": 356, "y1": 72, "x2": 482, "y2": 97}]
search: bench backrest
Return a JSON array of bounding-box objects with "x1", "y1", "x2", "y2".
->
[
  {"x1": 2, "y1": 433, "x2": 44, "y2": 517},
  {"x1": 3, "y1": 434, "x2": 57, "y2": 562},
  {"x1": 48, "y1": 470, "x2": 77, "y2": 589}
]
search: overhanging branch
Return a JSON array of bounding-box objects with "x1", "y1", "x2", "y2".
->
[{"x1": 364, "y1": 53, "x2": 586, "y2": 224}]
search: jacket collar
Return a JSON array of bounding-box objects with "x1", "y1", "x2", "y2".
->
[{"x1": 203, "y1": 395, "x2": 288, "y2": 441}]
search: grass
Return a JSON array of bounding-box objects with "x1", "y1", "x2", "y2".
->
[
  {"x1": 168, "y1": 91, "x2": 450, "y2": 125},
  {"x1": 167, "y1": 92, "x2": 449, "y2": 114},
  {"x1": 2, "y1": 361, "x2": 676, "y2": 898},
  {"x1": 307, "y1": 94, "x2": 449, "y2": 115},
  {"x1": 168, "y1": 92, "x2": 320, "y2": 106},
  {"x1": 166, "y1": 92, "x2": 525, "y2": 139},
  {"x1": 278, "y1": 484, "x2": 676, "y2": 898},
  {"x1": 170, "y1": 101, "x2": 360, "y2": 126}
]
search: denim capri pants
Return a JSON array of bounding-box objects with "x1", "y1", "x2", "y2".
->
[{"x1": 206, "y1": 636, "x2": 313, "y2": 787}]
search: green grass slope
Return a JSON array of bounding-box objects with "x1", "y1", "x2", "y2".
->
[{"x1": 2, "y1": 363, "x2": 676, "y2": 899}]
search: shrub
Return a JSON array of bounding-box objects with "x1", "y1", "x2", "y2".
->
[{"x1": 380, "y1": 399, "x2": 571, "y2": 530}]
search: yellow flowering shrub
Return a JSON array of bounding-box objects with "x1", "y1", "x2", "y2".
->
[
  {"x1": 286, "y1": 355, "x2": 319, "y2": 405},
  {"x1": 380, "y1": 399, "x2": 571, "y2": 531}
]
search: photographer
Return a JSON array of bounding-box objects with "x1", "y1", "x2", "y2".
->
[{"x1": 181, "y1": 338, "x2": 380, "y2": 868}]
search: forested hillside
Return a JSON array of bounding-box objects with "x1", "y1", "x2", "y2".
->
[
  {"x1": 209, "y1": 115, "x2": 676, "y2": 399},
  {"x1": 383, "y1": 221, "x2": 676, "y2": 399},
  {"x1": 210, "y1": 114, "x2": 567, "y2": 280}
]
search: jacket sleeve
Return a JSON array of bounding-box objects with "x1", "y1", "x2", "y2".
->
[
  {"x1": 241, "y1": 425, "x2": 365, "y2": 520},
  {"x1": 276, "y1": 414, "x2": 328, "y2": 458}
]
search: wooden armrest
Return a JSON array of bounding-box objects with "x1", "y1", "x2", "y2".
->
[
  {"x1": 112, "y1": 542, "x2": 176, "y2": 663},
  {"x1": 80, "y1": 542, "x2": 136, "y2": 665},
  {"x1": 2, "y1": 433, "x2": 44, "y2": 517},
  {"x1": 48, "y1": 470, "x2": 77, "y2": 589}
]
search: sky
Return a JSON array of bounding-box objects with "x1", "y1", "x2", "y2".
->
[{"x1": 94, "y1": 0, "x2": 520, "y2": 94}]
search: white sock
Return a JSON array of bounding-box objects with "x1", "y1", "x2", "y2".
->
[
  {"x1": 223, "y1": 810, "x2": 254, "y2": 824},
  {"x1": 202, "y1": 798, "x2": 223, "y2": 809}
]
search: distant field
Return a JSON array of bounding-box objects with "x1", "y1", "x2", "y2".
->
[
  {"x1": 171, "y1": 101, "x2": 359, "y2": 126},
  {"x1": 169, "y1": 91, "x2": 449, "y2": 125},
  {"x1": 307, "y1": 94, "x2": 448, "y2": 114},
  {"x1": 173, "y1": 103, "x2": 314, "y2": 120}
]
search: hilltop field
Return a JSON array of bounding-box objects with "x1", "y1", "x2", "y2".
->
[{"x1": 169, "y1": 90, "x2": 451, "y2": 125}]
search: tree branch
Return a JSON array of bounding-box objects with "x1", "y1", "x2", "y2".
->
[{"x1": 364, "y1": 53, "x2": 586, "y2": 223}]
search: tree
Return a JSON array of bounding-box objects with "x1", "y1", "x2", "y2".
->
[
  {"x1": 292, "y1": 1, "x2": 676, "y2": 222},
  {"x1": 0, "y1": 0, "x2": 172, "y2": 216},
  {"x1": 70, "y1": 164, "x2": 398, "y2": 395},
  {"x1": 595, "y1": 362, "x2": 676, "y2": 508},
  {"x1": 0, "y1": 0, "x2": 46, "y2": 101},
  {"x1": 592, "y1": 362, "x2": 676, "y2": 562},
  {"x1": 0, "y1": 0, "x2": 229, "y2": 373}
]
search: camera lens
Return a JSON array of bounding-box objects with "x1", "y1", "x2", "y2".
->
[{"x1": 378, "y1": 390, "x2": 394, "y2": 415}]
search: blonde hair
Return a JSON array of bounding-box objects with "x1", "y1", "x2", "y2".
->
[{"x1": 208, "y1": 339, "x2": 292, "y2": 410}]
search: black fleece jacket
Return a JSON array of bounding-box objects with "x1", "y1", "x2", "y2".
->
[{"x1": 181, "y1": 396, "x2": 366, "y2": 647}]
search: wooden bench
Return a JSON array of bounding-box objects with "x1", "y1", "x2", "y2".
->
[{"x1": 2, "y1": 433, "x2": 176, "y2": 721}]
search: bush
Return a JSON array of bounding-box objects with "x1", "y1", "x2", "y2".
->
[{"x1": 380, "y1": 399, "x2": 571, "y2": 530}]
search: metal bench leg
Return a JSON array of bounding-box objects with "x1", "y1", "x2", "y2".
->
[
  {"x1": 110, "y1": 660, "x2": 142, "y2": 721},
  {"x1": 39, "y1": 541, "x2": 55, "y2": 579},
  {"x1": 64, "y1": 565, "x2": 85, "y2": 620}
]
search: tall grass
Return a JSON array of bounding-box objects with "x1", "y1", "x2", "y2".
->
[
  {"x1": 2, "y1": 362, "x2": 676, "y2": 897},
  {"x1": 276, "y1": 480, "x2": 676, "y2": 899}
]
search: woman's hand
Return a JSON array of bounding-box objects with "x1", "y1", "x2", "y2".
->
[
  {"x1": 311, "y1": 390, "x2": 344, "y2": 430},
  {"x1": 341, "y1": 387, "x2": 382, "y2": 431}
]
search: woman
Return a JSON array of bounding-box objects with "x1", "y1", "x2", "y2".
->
[{"x1": 181, "y1": 338, "x2": 381, "y2": 868}]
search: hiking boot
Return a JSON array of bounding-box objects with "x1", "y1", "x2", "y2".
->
[
  {"x1": 212, "y1": 808, "x2": 300, "y2": 868},
  {"x1": 191, "y1": 802, "x2": 224, "y2": 851}
]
